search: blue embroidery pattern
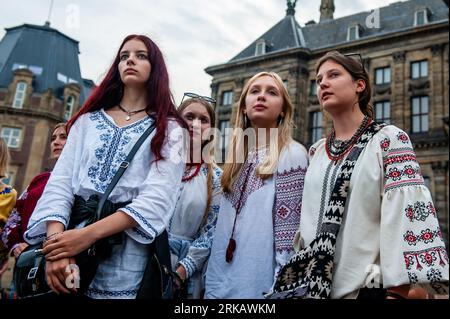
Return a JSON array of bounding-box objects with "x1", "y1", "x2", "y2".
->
[
  {"x1": 87, "y1": 111, "x2": 152, "y2": 193},
  {"x1": 132, "y1": 227, "x2": 153, "y2": 241},
  {"x1": 26, "y1": 213, "x2": 69, "y2": 239},
  {"x1": 86, "y1": 288, "x2": 138, "y2": 298},
  {"x1": 123, "y1": 206, "x2": 157, "y2": 237}
]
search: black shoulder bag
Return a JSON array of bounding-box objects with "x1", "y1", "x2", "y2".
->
[{"x1": 14, "y1": 121, "x2": 172, "y2": 299}]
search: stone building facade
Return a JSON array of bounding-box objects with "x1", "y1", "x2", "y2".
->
[
  {"x1": 0, "y1": 23, "x2": 94, "y2": 192},
  {"x1": 205, "y1": 0, "x2": 449, "y2": 247}
]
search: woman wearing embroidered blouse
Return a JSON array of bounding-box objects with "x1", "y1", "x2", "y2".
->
[
  {"x1": 205, "y1": 72, "x2": 308, "y2": 299},
  {"x1": 24, "y1": 35, "x2": 186, "y2": 299},
  {"x1": 295, "y1": 51, "x2": 448, "y2": 299},
  {"x1": 0, "y1": 139, "x2": 17, "y2": 280},
  {"x1": 169, "y1": 95, "x2": 222, "y2": 298}
]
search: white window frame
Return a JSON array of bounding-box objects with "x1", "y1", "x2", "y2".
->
[
  {"x1": 12, "y1": 81, "x2": 27, "y2": 109},
  {"x1": 411, "y1": 60, "x2": 428, "y2": 79},
  {"x1": 309, "y1": 111, "x2": 323, "y2": 144},
  {"x1": 375, "y1": 67, "x2": 391, "y2": 85},
  {"x1": 347, "y1": 25, "x2": 360, "y2": 41},
  {"x1": 1, "y1": 127, "x2": 23, "y2": 149},
  {"x1": 374, "y1": 101, "x2": 391, "y2": 124},
  {"x1": 414, "y1": 9, "x2": 429, "y2": 26},
  {"x1": 411, "y1": 96, "x2": 429, "y2": 133},
  {"x1": 222, "y1": 91, "x2": 233, "y2": 106},
  {"x1": 255, "y1": 39, "x2": 266, "y2": 56},
  {"x1": 64, "y1": 95, "x2": 76, "y2": 120}
]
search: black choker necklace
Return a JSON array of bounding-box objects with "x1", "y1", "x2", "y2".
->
[{"x1": 118, "y1": 104, "x2": 147, "y2": 121}]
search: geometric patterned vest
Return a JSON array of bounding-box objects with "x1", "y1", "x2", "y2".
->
[{"x1": 265, "y1": 121, "x2": 385, "y2": 299}]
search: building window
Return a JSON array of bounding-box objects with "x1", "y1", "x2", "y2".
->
[
  {"x1": 310, "y1": 80, "x2": 317, "y2": 96},
  {"x1": 347, "y1": 26, "x2": 359, "y2": 41},
  {"x1": 375, "y1": 67, "x2": 391, "y2": 85},
  {"x1": 411, "y1": 60, "x2": 428, "y2": 79},
  {"x1": 414, "y1": 10, "x2": 428, "y2": 26},
  {"x1": 411, "y1": 96, "x2": 429, "y2": 133},
  {"x1": 1, "y1": 127, "x2": 23, "y2": 148},
  {"x1": 219, "y1": 120, "x2": 230, "y2": 162},
  {"x1": 374, "y1": 101, "x2": 391, "y2": 124},
  {"x1": 283, "y1": 80, "x2": 288, "y2": 89},
  {"x1": 222, "y1": 91, "x2": 233, "y2": 106},
  {"x1": 309, "y1": 111, "x2": 323, "y2": 144},
  {"x1": 64, "y1": 95, "x2": 75, "y2": 120},
  {"x1": 255, "y1": 39, "x2": 266, "y2": 56},
  {"x1": 13, "y1": 81, "x2": 27, "y2": 109}
]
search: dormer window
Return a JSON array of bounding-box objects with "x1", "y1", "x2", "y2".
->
[
  {"x1": 414, "y1": 9, "x2": 429, "y2": 26},
  {"x1": 255, "y1": 39, "x2": 267, "y2": 56},
  {"x1": 347, "y1": 25, "x2": 360, "y2": 41},
  {"x1": 13, "y1": 81, "x2": 27, "y2": 109}
]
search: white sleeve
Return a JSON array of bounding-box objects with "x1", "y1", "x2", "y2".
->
[
  {"x1": 120, "y1": 121, "x2": 186, "y2": 244},
  {"x1": 379, "y1": 126, "x2": 449, "y2": 292},
  {"x1": 24, "y1": 119, "x2": 82, "y2": 244}
]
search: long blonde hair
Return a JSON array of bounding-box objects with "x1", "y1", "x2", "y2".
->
[
  {"x1": 178, "y1": 97, "x2": 217, "y2": 226},
  {"x1": 0, "y1": 138, "x2": 10, "y2": 179},
  {"x1": 221, "y1": 72, "x2": 294, "y2": 193}
]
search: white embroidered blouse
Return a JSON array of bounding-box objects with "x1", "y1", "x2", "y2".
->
[
  {"x1": 205, "y1": 141, "x2": 308, "y2": 299},
  {"x1": 24, "y1": 109, "x2": 185, "y2": 299},
  {"x1": 298, "y1": 125, "x2": 449, "y2": 298},
  {"x1": 168, "y1": 163, "x2": 222, "y2": 297}
]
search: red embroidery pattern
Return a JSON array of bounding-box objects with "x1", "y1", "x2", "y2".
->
[
  {"x1": 383, "y1": 148, "x2": 424, "y2": 192},
  {"x1": 403, "y1": 246, "x2": 448, "y2": 271},
  {"x1": 225, "y1": 153, "x2": 265, "y2": 212},
  {"x1": 380, "y1": 138, "x2": 390, "y2": 151},
  {"x1": 405, "y1": 201, "x2": 436, "y2": 222},
  {"x1": 403, "y1": 228, "x2": 442, "y2": 246},
  {"x1": 397, "y1": 131, "x2": 409, "y2": 144},
  {"x1": 274, "y1": 166, "x2": 307, "y2": 252}
]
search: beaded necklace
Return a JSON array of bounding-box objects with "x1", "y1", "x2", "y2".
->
[
  {"x1": 325, "y1": 116, "x2": 372, "y2": 163},
  {"x1": 182, "y1": 163, "x2": 203, "y2": 183}
]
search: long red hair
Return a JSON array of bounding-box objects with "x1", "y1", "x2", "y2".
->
[{"x1": 67, "y1": 34, "x2": 186, "y2": 161}]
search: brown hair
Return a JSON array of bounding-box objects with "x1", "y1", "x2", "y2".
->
[
  {"x1": 0, "y1": 138, "x2": 10, "y2": 178},
  {"x1": 53, "y1": 122, "x2": 67, "y2": 133},
  {"x1": 177, "y1": 98, "x2": 217, "y2": 227},
  {"x1": 315, "y1": 51, "x2": 373, "y2": 118}
]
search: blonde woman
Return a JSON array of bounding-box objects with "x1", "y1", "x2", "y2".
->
[
  {"x1": 169, "y1": 94, "x2": 222, "y2": 298},
  {"x1": 0, "y1": 138, "x2": 17, "y2": 279},
  {"x1": 205, "y1": 72, "x2": 308, "y2": 298}
]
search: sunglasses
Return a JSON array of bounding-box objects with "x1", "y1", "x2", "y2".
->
[
  {"x1": 180, "y1": 92, "x2": 216, "y2": 108},
  {"x1": 345, "y1": 52, "x2": 364, "y2": 67}
]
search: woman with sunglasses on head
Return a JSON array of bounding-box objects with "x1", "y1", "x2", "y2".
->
[
  {"x1": 168, "y1": 93, "x2": 222, "y2": 298},
  {"x1": 204, "y1": 72, "x2": 308, "y2": 299},
  {"x1": 289, "y1": 51, "x2": 448, "y2": 299},
  {"x1": 23, "y1": 35, "x2": 186, "y2": 299}
]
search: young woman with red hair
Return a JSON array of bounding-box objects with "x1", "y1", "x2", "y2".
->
[{"x1": 24, "y1": 35, "x2": 186, "y2": 299}]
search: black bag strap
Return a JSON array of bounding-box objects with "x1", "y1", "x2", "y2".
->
[{"x1": 95, "y1": 120, "x2": 156, "y2": 221}]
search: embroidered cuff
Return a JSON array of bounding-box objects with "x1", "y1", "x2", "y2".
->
[
  {"x1": 178, "y1": 255, "x2": 198, "y2": 279},
  {"x1": 121, "y1": 206, "x2": 157, "y2": 244}
]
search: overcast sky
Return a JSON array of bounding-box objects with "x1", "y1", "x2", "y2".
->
[{"x1": 0, "y1": 0, "x2": 400, "y2": 104}]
